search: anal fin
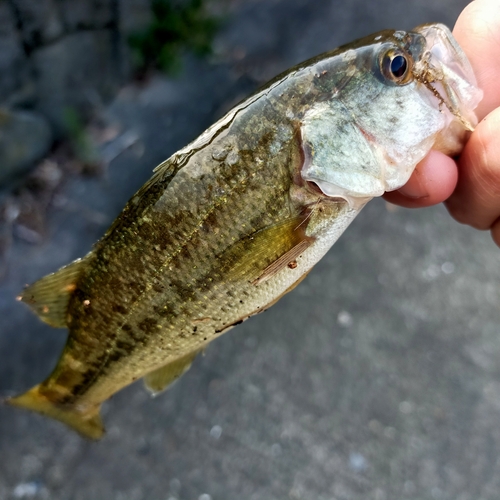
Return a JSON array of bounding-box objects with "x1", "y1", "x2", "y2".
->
[
  {"x1": 143, "y1": 349, "x2": 200, "y2": 397},
  {"x1": 19, "y1": 256, "x2": 89, "y2": 328}
]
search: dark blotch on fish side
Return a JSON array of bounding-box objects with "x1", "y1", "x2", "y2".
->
[
  {"x1": 138, "y1": 317, "x2": 158, "y2": 334},
  {"x1": 112, "y1": 304, "x2": 127, "y2": 315}
]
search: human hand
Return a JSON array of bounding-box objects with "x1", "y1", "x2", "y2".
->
[{"x1": 384, "y1": 0, "x2": 500, "y2": 246}]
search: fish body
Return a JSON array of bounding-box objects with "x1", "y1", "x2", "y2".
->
[{"x1": 8, "y1": 24, "x2": 481, "y2": 438}]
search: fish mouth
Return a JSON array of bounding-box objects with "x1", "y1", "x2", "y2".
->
[{"x1": 413, "y1": 23, "x2": 483, "y2": 132}]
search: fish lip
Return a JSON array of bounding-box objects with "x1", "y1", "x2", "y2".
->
[{"x1": 412, "y1": 23, "x2": 483, "y2": 132}]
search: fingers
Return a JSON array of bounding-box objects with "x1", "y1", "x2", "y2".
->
[
  {"x1": 450, "y1": 1, "x2": 500, "y2": 246},
  {"x1": 453, "y1": 0, "x2": 500, "y2": 120},
  {"x1": 383, "y1": 150, "x2": 458, "y2": 208},
  {"x1": 391, "y1": 1, "x2": 500, "y2": 218},
  {"x1": 445, "y1": 107, "x2": 500, "y2": 230}
]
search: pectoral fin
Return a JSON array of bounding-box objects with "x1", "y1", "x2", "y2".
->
[
  {"x1": 225, "y1": 214, "x2": 315, "y2": 284},
  {"x1": 252, "y1": 238, "x2": 313, "y2": 285},
  {"x1": 19, "y1": 256, "x2": 89, "y2": 328},
  {"x1": 143, "y1": 349, "x2": 201, "y2": 396}
]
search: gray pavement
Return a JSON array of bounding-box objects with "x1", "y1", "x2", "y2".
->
[{"x1": 3, "y1": 1, "x2": 500, "y2": 499}]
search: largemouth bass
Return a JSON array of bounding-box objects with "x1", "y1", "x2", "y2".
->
[{"x1": 8, "y1": 24, "x2": 481, "y2": 439}]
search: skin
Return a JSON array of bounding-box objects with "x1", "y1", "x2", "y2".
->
[{"x1": 384, "y1": 0, "x2": 500, "y2": 247}]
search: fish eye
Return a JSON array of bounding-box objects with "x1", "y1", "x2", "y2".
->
[
  {"x1": 380, "y1": 49, "x2": 413, "y2": 84},
  {"x1": 390, "y1": 55, "x2": 407, "y2": 77}
]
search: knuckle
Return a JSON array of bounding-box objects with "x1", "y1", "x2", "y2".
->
[{"x1": 445, "y1": 198, "x2": 491, "y2": 230}]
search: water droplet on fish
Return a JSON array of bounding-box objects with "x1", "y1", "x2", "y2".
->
[
  {"x1": 199, "y1": 494, "x2": 212, "y2": 500},
  {"x1": 342, "y1": 49, "x2": 357, "y2": 63},
  {"x1": 211, "y1": 148, "x2": 229, "y2": 161},
  {"x1": 226, "y1": 151, "x2": 239, "y2": 166}
]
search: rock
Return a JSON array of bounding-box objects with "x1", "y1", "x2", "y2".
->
[
  {"x1": 0, "y1": 2, "x2": 31, "y2": 101},
  {"x1": 58, "y1": 0, "x2": 116, "y2": 31},
  {"x1": 119, "y1": 0, "x2": 153, "y2": 35},
  {"x1": 8, "y1": 0, "x2": 63, "y2": 50},
  {"x1": 117, "y1": 0, "x2": 154, "y2": 79},
  {"x1": 33, "y1": 30, "x2": 124, "y2": 136},
  {"x1": 0, "y1": 109, "x2": 53, "y2": 184}
]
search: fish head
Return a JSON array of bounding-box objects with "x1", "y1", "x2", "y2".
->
[{"x1": 300, "y1": 23, "x2": 482, "y2": 208}]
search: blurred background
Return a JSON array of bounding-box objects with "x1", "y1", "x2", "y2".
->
[{"x1": 1, "y1": 1, "x2": 500, "y2": 499}]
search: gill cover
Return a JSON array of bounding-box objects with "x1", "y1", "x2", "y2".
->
[{"x1": 300, "y1": 24, "x2": 482, "y2": 206}]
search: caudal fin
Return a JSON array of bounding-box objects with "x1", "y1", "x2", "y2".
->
[{"x1": 6, "y1": 385, "x2": 105, "y2": 440}]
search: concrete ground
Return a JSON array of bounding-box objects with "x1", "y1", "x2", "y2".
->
[{"x1": 2, "y1": 1, "x2": 500, "y2": 499}]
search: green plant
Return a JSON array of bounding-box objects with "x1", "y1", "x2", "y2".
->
[
  {"x1": 128, "y1": 0, "x2": 220, "y2": 75},
  {"x1": 62, "y1": 107, "x2": 99, "y2": 167}
]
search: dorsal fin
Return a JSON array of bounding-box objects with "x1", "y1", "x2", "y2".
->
[
  {"x1": 19, "y1": 256, "x2": 89, "y2": 328},
  {"x1": 143, "y1": 349, "x2": 201, "y2": 397}
]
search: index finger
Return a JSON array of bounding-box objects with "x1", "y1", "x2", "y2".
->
[{"x1": 444, "y1": 0, "x2": 500, "y2": 238}]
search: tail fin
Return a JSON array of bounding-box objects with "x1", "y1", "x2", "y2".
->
[{"x1": 6, "y1": 385, "x2": 105, "y2": 440}]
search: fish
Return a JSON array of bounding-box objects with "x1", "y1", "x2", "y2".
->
[{"x1": 7, "y1": 23, "x2": 482, "y2": 439}]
